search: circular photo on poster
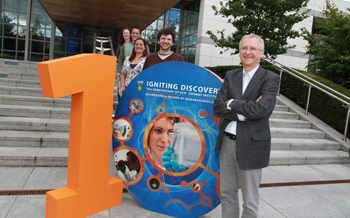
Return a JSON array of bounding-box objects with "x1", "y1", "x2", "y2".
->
[
  {"x1": 192, "y1": 182, "x2": 201, "y2": 192},
  {"x1": 130, "y1": 98, "x2": 143, "y2": 113},
  {"x1": 145, "y1": 115, "x2": 203, "y2": 173},
  {"x1": 114, "y1": 149, "x2": 141, "y2": 182},
  {"x1": 112, "y1": 118, "x2": 132, "y2": 140}
]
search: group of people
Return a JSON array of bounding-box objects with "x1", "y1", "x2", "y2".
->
[
  {"x1": 115, "y1": 32, "x2": 280, "y2": 218},
  {"x1": 115, "y1": 27, "x2": 184, "y2": 96}
]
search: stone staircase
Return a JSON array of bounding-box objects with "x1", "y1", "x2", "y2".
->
[
  {"x1": 0, "y1": 59, "x2": 349, "y2": 168},
  {"x1": 270, "y1": 101, "x2": 349, "y2": 165}
]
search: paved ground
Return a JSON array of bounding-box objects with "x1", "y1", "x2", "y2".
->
[{"x1": 1, "y1": 160, "x2": 350, "y2": 218}]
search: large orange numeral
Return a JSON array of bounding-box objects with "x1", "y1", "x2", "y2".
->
[{"x1": 37, "y1": 54, "x2": 123, "y2": 218}]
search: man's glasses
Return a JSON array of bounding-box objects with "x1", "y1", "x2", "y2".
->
[{"x1": 240, "y1": 46, "x2": 263, "y2": 52}]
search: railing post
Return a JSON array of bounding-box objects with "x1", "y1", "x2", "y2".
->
[
  {"x1": 278, "y1": 69, "x2": 282, "y2": 96},
  {"x1": 343, "y1": 104, "x2": 350, "y2": 141},
  {"x1": 305, "y1": 84, "x2": 312, "y2": 115}
]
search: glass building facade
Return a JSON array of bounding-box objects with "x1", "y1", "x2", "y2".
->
[
  {"x1": 0, "y1": 0, "x2": 200, "y2": 63},
  {"x1": 143, "y1": 0, "x2": 200, "y2": 63},
  {"x1": 0, "y1": 0, "x2": 28, "y2": 60}
]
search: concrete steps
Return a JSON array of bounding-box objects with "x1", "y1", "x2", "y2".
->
[
  {"x1": 271, "y1": 138, "x2": 341, "y2": 150},
  {"x1": 270, "y1": 150, "x2": 350, "y2": 165},
  {"x1": 0, "y1": 117, "x2": 70, "y2": 132},
  {"x1": 0, "y1": 85, "x2": 44, "y2": 97},
  {"x1": 0, "y1": 130, "x2": 69, "y2": 147},
  {"x1": 0, "y1": 147, "x2": 68, "y2": 167},
  {"x1": 269, "y1": 118, "x2": 311, "y2": 128},
  {"x1": 0, "y1": 105, "x2": 70, "y2": 119},
  {"x1": 0, "y1": 95, "x2": 71, "y2": 108},
  {"x1": 0, "y1": 78, "x2": 41, "y2": 88},
  {"x1": 0, "y1": 60, "x2": 348, "y2": 167},
  {"x1": 271, "y1": 127, "x2": 325, "y2": 139},
  {"x1": 270, "y1": 110, "x2": 299, "y2": 119}
]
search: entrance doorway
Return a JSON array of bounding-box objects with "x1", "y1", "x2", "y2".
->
[{"x1": 83, "y1": 27, "x2": 116, "y2": 55}]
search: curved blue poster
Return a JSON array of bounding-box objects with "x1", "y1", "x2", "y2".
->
[{"x1": 112, "y1": 62, "x2": 222, "y2": 218}]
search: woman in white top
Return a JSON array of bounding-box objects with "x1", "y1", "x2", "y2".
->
[{"x1": 119, "y1": 38, "x2": 148, "y2": 95}]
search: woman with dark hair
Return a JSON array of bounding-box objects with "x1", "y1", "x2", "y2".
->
[
  {"x1": 116, "y1": 27, "x2": 131, "y2": 59},
  {"x1": 147, "y1": 116, "x2": 187, "y2": 172},
  {"x1": 148, "y1": 117, "x2": 176, "y2": 168},
  {"x1": 119, "y1": 37, "x2": 148, "y2": 95}
]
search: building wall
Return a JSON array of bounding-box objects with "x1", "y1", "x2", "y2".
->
[{"x1": 196, "y1": 0, "x2": 350, "y2": 70}]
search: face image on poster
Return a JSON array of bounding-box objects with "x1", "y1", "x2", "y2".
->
[
  {"x1": 112, "y1": 62, "x2": 222, "y2": 218},
  {"x1": 146, "y1": 115, "x2": 202, "y2": 172}
]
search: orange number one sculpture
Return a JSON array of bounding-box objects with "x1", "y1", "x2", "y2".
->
[{"x1": 37, "y1": 54, "x2": 123, "y2": 218}]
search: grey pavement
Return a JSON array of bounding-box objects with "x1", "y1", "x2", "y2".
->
[{"x1": 1, "y1": 163, "x2": 350, "y2": 218}]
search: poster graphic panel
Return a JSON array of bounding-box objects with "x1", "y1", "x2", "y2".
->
[{"x1": 112, "y1": 62, "x2": 222, "y2": 217}]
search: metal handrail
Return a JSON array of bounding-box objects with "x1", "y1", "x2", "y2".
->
[{"x1": 262, "y1": 56, "x2": 350, "y2": 141}]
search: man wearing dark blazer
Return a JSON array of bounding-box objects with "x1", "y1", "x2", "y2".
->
[{"x1": 214, "y1": 34, "x2": 280, "y2": 218}]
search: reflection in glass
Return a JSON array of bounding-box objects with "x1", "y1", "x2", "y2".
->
[
  {"x1": 191, "y1": 13, "x2": 198, "y2": 23},
  {"x1": 31, "y1": 40, "x2": 44, "y2": 53},
  {"x1": 56, "y1": 22, "x2": 68, "y2": 37},
  {"x1": 191, "y1": 23, "x2": 197, "y2": 34},
  {"x1": 168, "y1": 21, "x2": 179, "y2": 32},
  {"x1": 17, "y1": 52, "x2": 24, "y2": 60},
  {"x1": 46, "y1": 17, "x2": 51, "y2": 29},
  {"x1": 18, "y1": 39, "x2": 25, "y2": 51},
  {"x1": 181, "y1": 37, "x2": 185, "y2": 46},
  {"x1": 19, "y1": 13, "x2": 27, "y2": 26},
  {"x1": 32, "y1": 0, "x2": 45, "y2": 15},
  {"x1": 3, "y1": 24, "x2": 16, "y2": 37},
  {"x1": 4, "y1": 51, "x2": 15, "y2": 59},
  {"x1": 4, "y1": 12, "x2": 17, "y2": 24},
  {"x1": 149, "y1": 20, "x2": 157, "y2": 30},
  {"x1": 192, "y1": 33, "x2": 197, "y2": 44},
  {"x1": 158, "y1": 20, "x2": 164, "y2": 29},
  {"x1": 182, "y1": 47, "x2": 188, "y2": 56},
  {"x1": 55, "y1": 26, "x2": 63, "y2": 37},
  {"x1": 4, "y1": 37, "x2": 16, "y2": 50},
  {"x1": 30, "y1": 53, "x2": 43, "y2": 61},
  {"x1": 45, "y1": 41, "x2": 49, "y2": 53},
  {"x1": 31, "y1": 27, "x2": 45, "y2": 40},
  {"x1": 54, "y1": 37, "x2": 65, "y2": 52},
  {"x1": 82, "y1": 35, "x2": 93, "y2": 53},
  {"x1": 17, "y1": 26, "x2": 26, "y2": 38},
  {"x1": 45, "y1": 29, "x2": 51, "y2": 39},
  {"x1": 54, "y1": 52, "x2": 65, "y2": 59},
  {"x1": 5, "y1": 0, "x2": 18, "y2": 11},
  {"x1": 19, "y1": 0, "x2": 28, "y2": 13},
  {"x1": 32, "y1": 15, "x2": 45, "y2": 28}
]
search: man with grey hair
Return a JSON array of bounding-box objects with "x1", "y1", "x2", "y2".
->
[{"x1": 213, "y1": 34, "x2": 280, "y2": 218}]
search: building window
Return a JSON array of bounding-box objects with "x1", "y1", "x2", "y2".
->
[
  {"x1": 0, "y1": 0, "x2": 28, "y2": 59},
  {"x1": 29, "y1": 0, "x2": 50, "y2": 61},
  {"x1": 143, "y1": 0, "x2": 200, "y2": 64}
]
